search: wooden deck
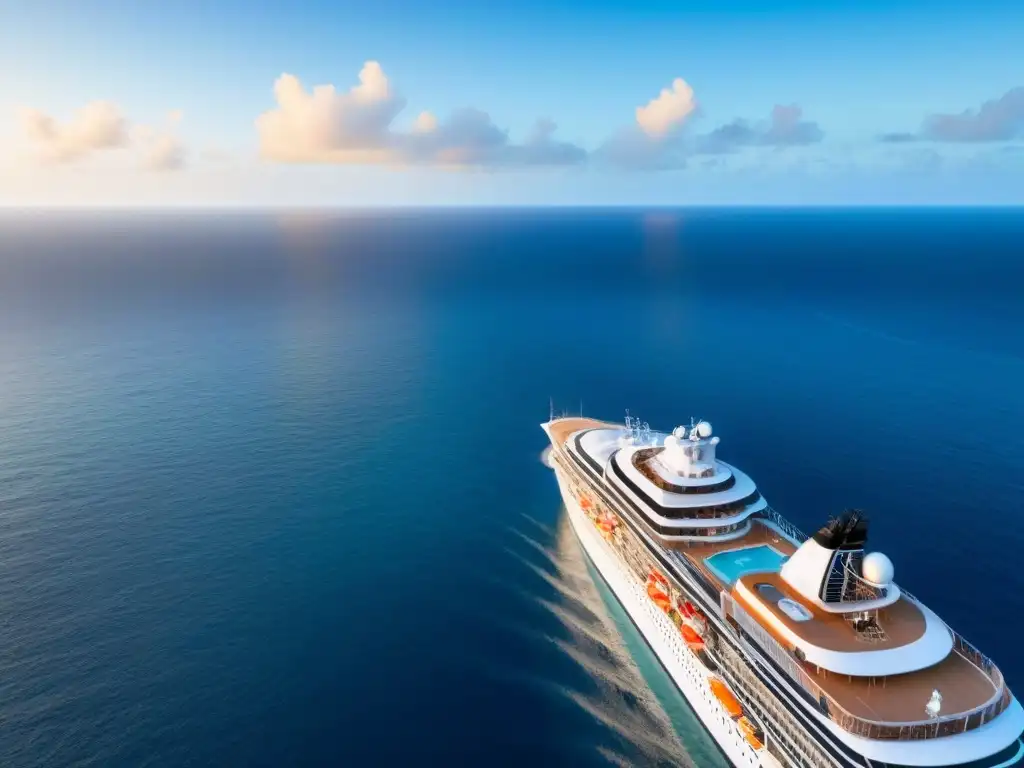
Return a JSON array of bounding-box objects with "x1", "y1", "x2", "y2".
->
[
  {"x1": 546, "y1": 417, "x2": 619, "y2": 447},
  {"x1": 811, "y1": 650, "x2": 998, "y2": 723},
  {"x1": 674, "y1": 521, "x2": 999, "y2": 723},
  {"x1": 735, "y1": 572, "x2": 928, "y2": 653}
]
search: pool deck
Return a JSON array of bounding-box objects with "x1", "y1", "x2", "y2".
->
[
  {"x1": 704, "y1": 544, "x2": 788, "y2": 584},
  {"x1": 669, "y1": 520, "x2": 799, "y2": 592}
]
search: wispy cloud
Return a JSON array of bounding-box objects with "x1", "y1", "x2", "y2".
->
[
  {"x1": 697, "y1": 104, "x2": 824, "y2": 154},
  {"x1": 879, "y1": 87, "x2": 1024, "y2": 143},
  {"x1": 19, "y1": 101, "x2": 128, "y2": 163},
  {"x1": 17, "y1": 102, "x2": 187, "y2": 170},
  {"x1": 136, "y1": 110, "x2": 187, "y2": 171},
  {"x1": 878, "y1": 132, "x2": 918, "y2": 144},
  {"x1": 597, "y1": 81, "x2": 823, "y2": 170},
  {"x1": 255, "y1": 61, "x2": 586, "y2": 169}
]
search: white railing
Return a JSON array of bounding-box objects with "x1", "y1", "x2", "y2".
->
[{"x1": 760, "y1": 506, "x2": 808, "y2": 544}]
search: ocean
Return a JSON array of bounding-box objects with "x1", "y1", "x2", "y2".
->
[{"x1": 0, "y1": 208, "x2": 1022, "y2": 767}]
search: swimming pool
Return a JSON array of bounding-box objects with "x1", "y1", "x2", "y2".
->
[{"x1": 704, "y1": 545, "x2": 788, "y2": 585}]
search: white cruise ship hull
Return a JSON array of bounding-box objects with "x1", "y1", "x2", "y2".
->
[{"x1": 552, "y1": 468, "x2": 771, "y2": 768}]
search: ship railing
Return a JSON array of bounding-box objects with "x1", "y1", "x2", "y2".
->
[
  {"x1": 721, "y1": 592, "x2": 1011, "y2": 741},
  {"x1": 759, "y1": 506, "x2": 809, "y2": 544},
  {"x1": 899, "y1": 590, "x2": 1007, "y2": 697}
]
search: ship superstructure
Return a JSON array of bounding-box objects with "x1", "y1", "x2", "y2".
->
[{"x1": 542, "y1": 413, "x2": 1023, "y2": 768}]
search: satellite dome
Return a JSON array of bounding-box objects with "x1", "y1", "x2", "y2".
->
[
  {"x1": 664, "y1": 435, "x2": 679, "y2": 449},
  {"x1": 673, "y1": 426, "x2": 687, "y2": 439},
  {"x1": 696, "y1": 421, "x2": 713, "y2": 438},
  {"x1": 862, "y1": 552, "x2": 895, "y2": 586}
]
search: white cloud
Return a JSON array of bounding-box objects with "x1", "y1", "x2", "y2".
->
[
  {"x1": 144, "y1": 135, "x2": 186, "y2": 171},
  {"x1": 18, "y1": 101, "x2": 128, "y2": 163},
  {"x1": 256, "y1": 62, "x2": 406, "y2": 163},
  {"x1": 135, "y1": 110, "x2": 187, "y2": 171},
  {"x1": 255, "y1": 61, "x2": 586, "y2": 169},
  {"x1": 592, "y1": 77, "x2": 698, "y2": 170},
  {"x1": 635, "y1": 78, "x2": 696, "y2": 138},
  {"x1": 16, "y1": 102, "x2": 187, "y2": 171}
]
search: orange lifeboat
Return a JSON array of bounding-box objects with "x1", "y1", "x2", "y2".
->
[
  {"x1": 646, "y1": 582, "x2": 671, "y2": 611},
  {"x1": 680, "y1": 623, "x2": 705, "y2": 650},
  {"x1": 738, "y1": 717, "x2": 764, "y2": 750},
  {"x1": 649, "y1": 569, "x2": 669, "y2": 587},
  {"x1": 709, "y1": 679, "x2": 743, "y2": 719},
  {"x1": 579, "y1": 496, "x2": 593, "y2": 510}
]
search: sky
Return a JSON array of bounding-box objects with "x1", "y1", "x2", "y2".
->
[{"x1": 1, "y1": 0, "x2": 1022, "y2": 206}]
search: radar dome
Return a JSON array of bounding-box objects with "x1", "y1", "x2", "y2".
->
[
  {"x1": 664, "y1": 435, "x2": 679, "y2": 449},
  {"x1": 862, "y1": 552, "x2": 895, "y2": 586},
  {"x1": 673, "y1": 426, "x2": 687, "y2": 439},
  {"x1": 696, "y1": 421, "x2": 713, "y2": 438}
]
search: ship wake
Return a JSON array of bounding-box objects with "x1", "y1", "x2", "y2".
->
[{"x1": 503, "y1": 512, "x2": 695, "y2": 768}]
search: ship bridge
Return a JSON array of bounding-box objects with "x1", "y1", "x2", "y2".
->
[{"x1": 567, "y1": 418, "x2": 768, "y2": 541}]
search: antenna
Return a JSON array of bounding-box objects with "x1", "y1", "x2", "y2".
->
[
  {"x1": 580, "y1": 399, "x2": 583, "y2": 417},
  {"x1": 549, "y1": 396, "x2": 555, "y2": 422}
]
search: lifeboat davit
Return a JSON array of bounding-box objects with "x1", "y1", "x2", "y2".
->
[
  {"x1": 678, "y1": 601, "x2": 707, "y2": 635},
  {"x1": 709, "y1": 679, "x2": 744, "y2": 719},
  {"x1": 685, "y1": 613, "x2": 708, "y2": 637}
]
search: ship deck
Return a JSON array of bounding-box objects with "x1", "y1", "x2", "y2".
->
[
  {"x1": 669, "y1": 520, "x2": 1002, "y2": 727},
  {"x1": 546, "y1": 418, "x2": 1010, "y2": 735},
  {"x1": 734, "y1": 571, "x2": 928, "y2": 653},
  {"x1": 808, "y1": 650, "x2": 998, "y2": 724},
  {"x1": 546, "y1": 417, "x2": 619, "y2": 448},
  {"x1": 668, "y1": 520, "x2": 799, "y2": 592}
]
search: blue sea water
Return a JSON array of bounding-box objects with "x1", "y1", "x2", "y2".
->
[{"x1": 0, "y1": 208, "x2": 1022, "y2": 767}]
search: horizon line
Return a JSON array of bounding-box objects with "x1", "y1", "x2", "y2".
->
[{"x1": 1, "y1": 202, "x2": 1023, "y2": 212}]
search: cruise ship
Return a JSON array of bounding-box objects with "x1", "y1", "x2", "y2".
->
[{"x1": 541, "y1": 412, "x2": 1023, "y2": 768}]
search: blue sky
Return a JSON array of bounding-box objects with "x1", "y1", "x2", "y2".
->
[{"x1": 2, "y1": 0, "x2": 1022, "y2": 205}]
